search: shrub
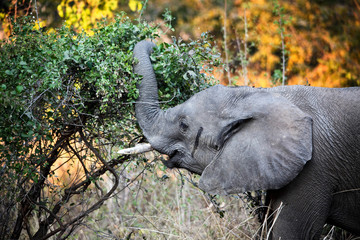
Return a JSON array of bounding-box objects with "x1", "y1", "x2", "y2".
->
[{"x1": 0, "y1": 13, "x2": 220, "y2": 239}]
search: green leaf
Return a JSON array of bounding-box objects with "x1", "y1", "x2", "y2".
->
[{"x1": 16, "y1": 85, "x2": 24, "y2": 93}]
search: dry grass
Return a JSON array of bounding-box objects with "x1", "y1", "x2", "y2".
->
[{"x1": 70, "y1": 160, "x2": 261, "y2": 239}]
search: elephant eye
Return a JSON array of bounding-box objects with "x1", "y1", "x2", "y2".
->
[{"x1": 179, "y1": 121, "x2": 189, "y2": 133}]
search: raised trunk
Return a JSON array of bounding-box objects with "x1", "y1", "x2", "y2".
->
[{"x1": 133, "y1": 40, "x2": 162, "y2": 137}]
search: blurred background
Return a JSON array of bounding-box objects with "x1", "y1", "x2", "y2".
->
[{"x1": 2, "y1": 0, "x2": 360, "y2": 88}]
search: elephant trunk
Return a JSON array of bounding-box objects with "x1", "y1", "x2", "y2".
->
[{"x1": 133, "y1": 40, "x2": 163, "y2": 138}]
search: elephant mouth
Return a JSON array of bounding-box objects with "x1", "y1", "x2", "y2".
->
[
  {"x1": 164, "y1": 150, "x2": 183, "y2": 168},
  {"x1": 163, "y1": 150, "x2": 203, "y2": 175}
]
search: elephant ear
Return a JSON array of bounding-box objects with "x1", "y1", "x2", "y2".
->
[{"x1": 198, "y1": 91, "x2": 313, "y2": 195}]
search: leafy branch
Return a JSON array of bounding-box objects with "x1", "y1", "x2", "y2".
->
[{"x1": 0, "y1": 11, "x2": 220, "y2": 239}]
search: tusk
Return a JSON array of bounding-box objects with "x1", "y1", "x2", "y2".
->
[{"x1": 117, "y1": 143, "x2": 153, "y2": 155}]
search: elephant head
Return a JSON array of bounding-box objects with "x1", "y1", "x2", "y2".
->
[{"x1": 134, "y1": 40, "x2": 313, "y2": 195}]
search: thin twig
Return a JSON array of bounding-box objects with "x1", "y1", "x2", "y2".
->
[
  {"x1": 79, "y1": 130, "x2": 119, "y2": 198},
  {"x1": 137, "y1": 0, "x2": 148, "y2": 22},
  {"x1": 20, "y1": 87, "x2": 50, "y2": 119},
  {"x1": 223, "y1": 0, "x2": 231, "y2": 85},
  {"x1": 243, "y1": 8, "x2": 249, "y2": 85},
  {"x1": 280, "y1": 18, "x2": 286, "y2": 86},
  {"x1": 33, "y1": 0, "x2": 42, "y2": 33},
  {"x1": 266, "y1": 202, "x2": 284, "y2": 240}
]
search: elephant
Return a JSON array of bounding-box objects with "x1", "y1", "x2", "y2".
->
[{"x1": 133, "y1": 40, "x2": 360, "y2": 239}]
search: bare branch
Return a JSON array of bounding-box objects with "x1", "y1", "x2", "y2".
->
[{"x1": 35, "y1": 144, "x2": 131, "y2": 240}]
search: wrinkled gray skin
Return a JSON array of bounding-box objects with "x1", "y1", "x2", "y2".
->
[{"x1": 133, "y1": 40, "x2": 360, "y2": 239}]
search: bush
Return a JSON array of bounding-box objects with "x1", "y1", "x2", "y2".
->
[{"x1": 0, "y1": 13, "x2": 220, "y2": 239}]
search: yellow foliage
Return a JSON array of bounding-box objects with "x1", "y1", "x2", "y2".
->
[
  {"x1": 57, "y1": 0, "x2": 118, "y2": 33},
  {"x1": 32, "y1": 19, "x2": 47, "y2": 30},
  {"x1": 128, "y1": 0, "x2": 143, "y2": 12}
]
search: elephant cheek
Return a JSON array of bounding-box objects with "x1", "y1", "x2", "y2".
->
[{"x1": 193, "y1": 148, "x2": 217, "y2": 174}]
